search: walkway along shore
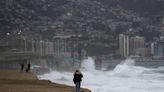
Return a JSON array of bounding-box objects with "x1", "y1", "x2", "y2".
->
[{"x1": 0, "y1": 70, "x2": 91, "y2": 92}]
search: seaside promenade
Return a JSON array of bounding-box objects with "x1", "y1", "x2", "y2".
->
[{"x1": 0, "y1": 70, "x2": 91, "y2": 92}]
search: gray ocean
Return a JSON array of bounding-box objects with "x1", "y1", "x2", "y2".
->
[{"x1": 39, "y1": 57, "x2": 164, "y2": 92}]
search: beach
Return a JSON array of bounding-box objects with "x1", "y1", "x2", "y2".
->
[{"x1": 0, "y1": 70, "x2": 91, "y2": 92}]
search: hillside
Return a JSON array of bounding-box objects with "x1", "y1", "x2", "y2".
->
[{"x1": 0, "y1": 0, "x2": 163, "y2": 55}]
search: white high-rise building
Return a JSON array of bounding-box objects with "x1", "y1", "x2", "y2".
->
[{"x1": 119, "y1": 34, "x2": 129, "y2": 57}]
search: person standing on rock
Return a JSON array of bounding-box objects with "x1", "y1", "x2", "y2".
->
[{"x1": 73, "y1": 70, "x2": 83, "y2": 92}]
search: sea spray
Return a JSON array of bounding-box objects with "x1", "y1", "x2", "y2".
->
[
  {"x1": 81, "y1": 57, "x2": 96, "y2": 72},
  {"x1": 112, "y1": 58, "x2": 148, "y2": 77},
  {"x1": 38, "y1": 57, "x2": 164, "y2": 92}
]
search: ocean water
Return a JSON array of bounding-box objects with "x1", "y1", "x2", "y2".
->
[{"x1": 38, "y1": 57, "x2": 164, "y2": 92}]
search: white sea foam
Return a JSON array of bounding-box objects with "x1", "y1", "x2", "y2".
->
[{"x1": 38, "y1": 57, "x2": 164, "y2": 92}]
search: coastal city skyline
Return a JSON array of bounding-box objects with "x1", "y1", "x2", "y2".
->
[{"x1": 0, "y1": 0, "x2": 164, "y2": 92}]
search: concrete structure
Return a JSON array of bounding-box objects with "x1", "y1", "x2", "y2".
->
[
  {"x1": 53, "y1": 35, "x2": 72, "y2": 58},
  {"x1": 0, "y1": 37, "x2": 54, "y2": 69},
  {"x1": 151, "y1": 41, "x2": 164, "y2": 57},
  {"x1": 129, "y1": 36, "x2": 145, "y2": 56},
  {"x1": 119, "y1": 34, "x2": 129, "y2": 57},
  {"x1": 53, "y1": 35, "x2": 87, "y2": 69},
  {"x1": 119, "y1": 34, "x2": 146, "y2": 57}
]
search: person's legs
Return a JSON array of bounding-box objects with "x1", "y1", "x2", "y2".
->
[{"x1": 75, "y1": 82, "x2": 80, "y2": 92}]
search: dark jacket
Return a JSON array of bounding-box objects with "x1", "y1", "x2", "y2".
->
[{"x1": 73, "y1": 73, "x2": 83, "y2": 83}]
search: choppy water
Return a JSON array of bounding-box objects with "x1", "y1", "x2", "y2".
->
[{"x1": 38, "y1": 57, "x2": 164, "y2": 92}]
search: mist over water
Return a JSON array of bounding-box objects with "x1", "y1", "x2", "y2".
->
[{"x1": 38, "y1": 57, "x2": 164, "y2": 92}]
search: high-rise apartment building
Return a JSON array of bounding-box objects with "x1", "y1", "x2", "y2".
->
[
  {"x1": 129, "y1": 36, "x2": 145, "y2": 56},
  {"x1": 151, "y1": 41, "x2": 164, "y2": 57},
  {"x1": 119, "y1": 34, "x2": 146, "y2": 57},
  {"x1": 119, "y1": 34, "x2": 129, "y2": 57}
]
